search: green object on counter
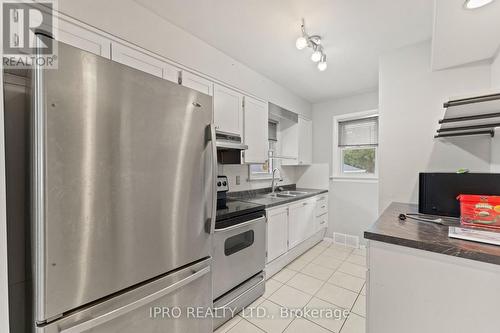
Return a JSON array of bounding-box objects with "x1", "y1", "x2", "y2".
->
[{"x1": 456, "y1": 168, "x2": 470, "y2": 174}]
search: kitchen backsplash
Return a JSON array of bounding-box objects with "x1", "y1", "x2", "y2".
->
[{"x1": 218, "y1": 164, "x2": 298, "y2": 192}]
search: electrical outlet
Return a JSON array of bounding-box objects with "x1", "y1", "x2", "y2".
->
[{"x1": 235, "y1": 176, "x2": 240, "y2": 185}]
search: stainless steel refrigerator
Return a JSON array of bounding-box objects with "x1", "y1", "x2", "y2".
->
[{"x1": 8, "y1": 41, "x2": 216, "y2": 332}]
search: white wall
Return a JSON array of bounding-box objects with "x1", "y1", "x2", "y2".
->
[
  {"x1": 379, "y1": 41, "x2": 492, "y2": 211},
  {"x1": 312, "y1": 91, "x2": 379, "y2": 242},
  {"x1": 490, "y1": 52, "x2": 500, "y2": 172},
  {"x1": 57, "y1": 0, "x2": 311, "y2": 118},
  {"x1": 491, "y1": 52, "x2": 500, "y2": 88},
  {"x1": 312, "y1": 91, "x2": 379, "y2": 171}
]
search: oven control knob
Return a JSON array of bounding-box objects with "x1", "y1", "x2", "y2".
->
[
  {"x1": 222, "y1": 181, "x2": 227, "y2": 186},
  {"x1": 217, "y1": 181, "x2": 222, "y2": 187}
]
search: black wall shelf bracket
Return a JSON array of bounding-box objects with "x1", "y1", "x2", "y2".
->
[
  {"x1": 434, "y1": 130, "x2": 494, "y2": 139},
  {"x1": 439, "y1": 112, "x2": 500, "y2": 124},
  {"x1": 443, "y1": 93, "x2": 500, "y2": 108}
]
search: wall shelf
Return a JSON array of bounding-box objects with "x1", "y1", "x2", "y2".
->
[{"x1": 436, "y1": 91, "x2": 500, "y2": 139}]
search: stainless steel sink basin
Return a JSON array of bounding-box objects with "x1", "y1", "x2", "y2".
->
[
  {"x1": 267, "y1": 193, "x2": 296, "y2": 198},
  {"x1": 279, "y1": 191, "x2": 308, "y2": 196},
  {"x1": 266, "y1": 190, "x2": 309, "y2": 198}
]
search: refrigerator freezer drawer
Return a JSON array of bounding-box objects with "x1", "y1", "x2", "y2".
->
[{"x1": 38, "y1": 259, "x2": 213, "y2": 333}]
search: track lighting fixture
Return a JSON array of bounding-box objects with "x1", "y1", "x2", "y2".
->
[
  {"x1": 295, "y1": 18, "x2": 327, "y2": 71},
  {"x1": 463, "y1": 0, "x2": 494, "y2": 9},
  {"x1": 318, "y1": 54, "x2": 327, "y2": 71}
]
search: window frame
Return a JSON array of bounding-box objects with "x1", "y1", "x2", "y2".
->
[{"x1": 332, "y1": 110, "x2": 379, "y2": 180}]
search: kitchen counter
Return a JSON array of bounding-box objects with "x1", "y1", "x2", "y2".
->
[
  {"x1": 365, "y1": 202, "x2": 500, "y2": 333},
  {"x1": 228, "y1": 185, "x2": 328, "y2": 208},
  {"x1": 364, "y1": 202, "x2": 500, "y2": 265}
]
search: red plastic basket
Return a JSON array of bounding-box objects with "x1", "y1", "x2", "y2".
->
[{"x1": 457, "y1": 194, "x2": 500, "y2": 230}]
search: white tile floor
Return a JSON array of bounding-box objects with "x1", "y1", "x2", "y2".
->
[{"x1": 214, "y1": 241, "x2": 367, "y2": 333}]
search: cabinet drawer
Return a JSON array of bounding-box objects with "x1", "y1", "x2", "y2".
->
[
  {"x1": 315, "y1": 195, "x2": 328, "y2": 217},
  {"x1": 316, "y1": 213, "x2": 328, "y2": 230}
]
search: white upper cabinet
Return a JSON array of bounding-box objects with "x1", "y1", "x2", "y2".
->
[
  {"x1": 111, "y1": 43, "x2": 179, "y2": 83},
  {"x1": 54, "y1": 19, "x2": 111, "y2": 58},
  {"x1": 162, "y1": 63, "x2": 181, "y2": 83},
  {"x1": 266, "y1": 206, "x2": 288, "y2": 263},
  {"x1": 180, "y1": 71, "x2": 213, "y2": 96},
  {"x1": 298, "y1": 117, "x2": 313, "y2": 165},
  {"x1": 213, "y1": 84, "x2": 243, "y2": 136},
  {"x1": 243, "y1": 97, "x2": 268, "y2": 164},
  {"x1": 281, "y1": 116, "x2": 312, "y2": 165},
  {"x1": 280, "y1": 119, "x2": 299, "y2": 165}
]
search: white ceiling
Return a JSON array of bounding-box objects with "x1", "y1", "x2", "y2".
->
[
  {"x1": 133, "y1": 0, "x2": 433, "y2": 103},
  {"x1": 432, "y1": 0, "x2": 500, "y2": 70}
]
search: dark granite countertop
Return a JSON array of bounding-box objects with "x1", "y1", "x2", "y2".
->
[
  {"x1": 364, "y1": 202, "x2": 500, "y2": 266},
  {"x1": 228, "y1": 184, "x2": 328, "y2": 209}
]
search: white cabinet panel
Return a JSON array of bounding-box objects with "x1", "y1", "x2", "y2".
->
[
  {"x1": 55, "y1": 19, "x2": 111, "y2": 58},
  {"x1": 280, "y1": 118, "x2": 299, "y2": 165},
  {"x1": 213, "y1": 84, "x2": 243, "y2": 136},
  {"x1": 315, "y1": 194, "x2": 328, "y2": 217},
  {"x1": 163, "y1": 63, "x2": 181, "y2": 83},
  {"x1": 243, "y1": 97, "x2": 268, "y2": 164},
  {"x1": 304, "y1": 198, "x2": 316, "y2": 238},
  {"x1": 181, "y1": 71, "x2": 213, "y2": 96},
  {"x1": 315, "y1": 213, "x2": 328, "y2": 232},
  {"x1": 289, "y1": 198, "x2": 316, "y2": 248},
  {"x1": 288, "y1": 200, "x2": 306, "y2": 248},
  {"x1": 266, "y1": 206, "x2": 288, "y2": 263},
  {"x1": 298, "y1": 117, "x2": 313, "y2": 165},
  {"x1": 111, "y1": 43, "x2": 179, "y2": 83},
  {"x1": 280, "y1": 116, "x2": 312, "y2": 166}
]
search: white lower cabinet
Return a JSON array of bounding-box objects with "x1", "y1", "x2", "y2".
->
[
  {"x1": 266, "y1": 206, "x2": 289, "y2": 263},
  {"x1": 266, "y1": 194, "x2": 327, "y2": 264},
  {"x1": 315, "y1": 194, "x2": 329, "y2": 232},
  {"x1": 289, "y1": 198, "x2": 315, "y2": 248}
]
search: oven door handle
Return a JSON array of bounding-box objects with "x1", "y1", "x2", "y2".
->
[{"x1": 214, "y1": 216, "x2": 265, "y2": 233}]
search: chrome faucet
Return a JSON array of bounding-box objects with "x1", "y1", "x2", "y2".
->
[{"x1": 271, "y1": 168, "x2": 281, "y2": 194}]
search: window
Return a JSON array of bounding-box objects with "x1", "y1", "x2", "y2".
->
[
  {"x1": 334, "y1": 112, "x2": 378, "y2": 178},
  {"x1": 248, "y1": 140, "x2": 275, "y2": 180}
]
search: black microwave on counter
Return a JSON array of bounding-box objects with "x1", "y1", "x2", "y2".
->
[{"x1": 419, "y1": 173, "x2": 500, "y2": 217}]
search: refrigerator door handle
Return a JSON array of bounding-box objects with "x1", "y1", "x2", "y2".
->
[
  {"x1": 59, "y1": 266, "x2": 211, "y2": 333},
  {"x1": 207, "y1": 123, "x2": 217, "y2": 234}
]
